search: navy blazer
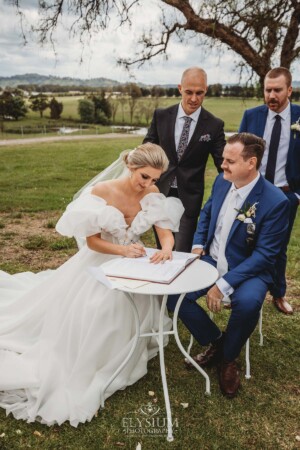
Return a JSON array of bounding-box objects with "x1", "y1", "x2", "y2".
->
[
  {"x1": 193, "y1": 174, "x2": 290, "y2": 288},
  {"x1": 239, "y1": 103, "x2": 300, "y2": 195},
  {"x1": 143, "y1": 104, "x2": 225, "y2": 217}
]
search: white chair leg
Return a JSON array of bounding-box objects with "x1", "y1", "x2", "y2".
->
[
  {"x1": 245, "y1": 338, "x2": 251, "y2": 379},
  {"x1": 245, "y1": 307, "x2": 264, "y2": 379},
  {"x1": 187, "y1": 334, "x2": 194, "y2": 355},
  {"x1": 185, "y1": 306, "x2": 263, "y2": 383},
  {"x1": 259, "y1": 308, "x2": 264, "y2": 346}
]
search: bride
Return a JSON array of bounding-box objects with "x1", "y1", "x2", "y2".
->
[{"x1": 0, "y1": 143, "x2": 184, "y2": 427}]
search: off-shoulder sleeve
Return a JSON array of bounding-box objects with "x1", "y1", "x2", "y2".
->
[
  {"x1": 56, "y1": 193, "x2": 127, "y2": 239},
  {"x1": 133, "y1": 193, "x2": 184, "y2": 234}
]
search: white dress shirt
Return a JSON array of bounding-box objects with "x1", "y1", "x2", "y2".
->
[
  {"x1": 193, "y1": 173, "x2": 260, "y2": 298},
  {"x1": 261, "y1": 103, "x2": 290, "y2": 187},
  {"x1": 174, "y1": 103, "x2": 201, "y2": 149}
]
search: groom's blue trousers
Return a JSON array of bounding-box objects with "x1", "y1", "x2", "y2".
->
[{"x1": 167, "y1": 255, "x2": 268, "y2": 362}]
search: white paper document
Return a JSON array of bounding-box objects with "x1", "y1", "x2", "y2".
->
[
  {"x1": 88, "y1": 267, "x2": 150, "y2": 290},
  {"x1": 98, "y1": 248, "x2": 198, "y2": 284}
]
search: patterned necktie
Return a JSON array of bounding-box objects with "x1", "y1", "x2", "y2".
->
[
  {"x1": 217, "y1": 189, "x2": 239, "y2": 278},
  {"x1": 177, "y1": 116, "x2": 193, "y2": 160},
  {"x1": 171, "y1": 116, "x2": 193, "y2": 188},
  {"x1": 265, "y1": 115, "x2": 281, "y2": 184}
]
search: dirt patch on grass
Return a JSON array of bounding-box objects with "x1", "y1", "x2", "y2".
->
[{"x1": 0, "y1": 211, "x2": 77, "y2": 273}]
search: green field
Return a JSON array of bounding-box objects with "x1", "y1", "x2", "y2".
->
[
  {"x1": 1, "y1": 97, "x2": 271, "y2": 140},
  {"x1": 0, "y1": 137, "x2": 299, "y2": 450},
  {"x1": 2, "y1": 96, "x2": 300, "y2": 140}
]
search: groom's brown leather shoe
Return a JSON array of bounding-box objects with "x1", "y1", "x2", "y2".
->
[
  {"x1": 185, "y1": 335, "x2": 224, "y2": 369},
  {"x1": 218, "y1": 360, "x2": 240, "y2": 398},
  {"x1": 272, "y1": 297, "x2": 293, "y2": 315}
]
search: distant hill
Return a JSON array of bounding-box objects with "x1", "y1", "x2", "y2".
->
[
  {"x1": 0, "y1": 73, "x2": 299, "y2": 90},
  {"x1": 0, "y1": 73, "x2": 121, "y2": 89}
]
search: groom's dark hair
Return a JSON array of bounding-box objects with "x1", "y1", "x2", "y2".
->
[{"x1": 227, "y1": 132, "x2": 265, "y2": 169}]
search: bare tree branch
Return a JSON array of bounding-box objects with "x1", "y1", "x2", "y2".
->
[
  {"x1": 11, "y1": 0, "x2": 300, "y2": 87},
  {"x1": 281, "y1": 1, "x2": 300, "y2": 67}
]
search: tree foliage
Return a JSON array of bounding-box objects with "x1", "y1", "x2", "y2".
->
[
  {"x1": 13, "y1": 1, "x2": 300, "y2": 86},
  {"x1": 78, "y1": 93, "x2": 112, "y2": 124},
  {"x1": 29, "y1": 94, "x2": 49, "y2": 118},
  {"x1": 124, "y1": 83, "x2": 142, "y2": 123},
  {"x1": 0, "y1": 91, "x2": 28, "y2": 120},
  {"x1": 90, "y1": 92, "x2": 112, "y2": 121},
  {"x1": 49, "y1": 97, "x2": 63, "y2": 119},
  {"x1": 78, "y1": 99, "x2": 95, "y2": 123}
]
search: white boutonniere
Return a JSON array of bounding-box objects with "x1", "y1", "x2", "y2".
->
[
  {"x1": 291, "y1": 118, "x2": 300, "y2": 138},
  {"x1": 199, "y1": 134, "x2": 211, "y2": 142},
  {"x1": 235, "y1": 202, "x2": 258, "y2": 223}
]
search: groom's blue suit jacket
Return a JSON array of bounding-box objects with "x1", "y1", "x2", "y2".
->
[
  {"x1": 193, "y1": 174, "x2": 290, "y2": 288},
  {"x1": 239, "y1": 103, "x2": 300, "y2": 195}
]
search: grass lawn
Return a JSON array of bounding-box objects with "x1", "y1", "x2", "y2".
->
[{"x1": 0, "y1": 138, "x2": 299, "y2": 450}]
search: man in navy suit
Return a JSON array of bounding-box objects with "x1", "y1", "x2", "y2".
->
[
  {"x1": 168, "y1": 133, "x2": 289, "y2": 398},
  {"x1": 143, "y1": 67, "x2": 225, "y2": 252},
  {"x1": 239, "y1": 67, "x2": 299, "y2": 315}
]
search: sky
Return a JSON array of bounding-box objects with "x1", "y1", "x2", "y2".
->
[{"x1": 1, "y1": 0, "x2": 299, "y2": 86}]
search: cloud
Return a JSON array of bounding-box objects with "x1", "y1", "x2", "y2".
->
[{"x1": 1, "y1": 0, "x2": 299, "y2": 85}]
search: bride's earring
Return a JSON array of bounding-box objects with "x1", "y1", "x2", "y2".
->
[{"x1": 129, "y1": 171, "x2": 132, "y2": 178}]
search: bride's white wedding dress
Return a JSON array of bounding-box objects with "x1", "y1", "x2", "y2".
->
[{"x1": 0, "y1": 189, "x2": 183, "y2": 427}]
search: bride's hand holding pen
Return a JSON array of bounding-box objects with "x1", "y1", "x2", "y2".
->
[{"x1": 124, "y1": 242, "x2": 146, "y2": 258}]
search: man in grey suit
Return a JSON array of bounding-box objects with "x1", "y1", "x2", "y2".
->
[{"x1": 143, "y1": 67, "x2": 226, "y2": 252}]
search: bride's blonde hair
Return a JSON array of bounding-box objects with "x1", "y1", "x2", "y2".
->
[{"x1": 123, "y1": 143, "x2": 169, "y2": 173}]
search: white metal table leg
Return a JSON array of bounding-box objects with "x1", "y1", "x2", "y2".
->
[
  {"x1": 158, "y1": 294, "x2": 174, "y2": 442},
  {"x1": 173, "y1": 293, "x2": 211, "y2": 395},
  {"x1": 100, "y1": 292, "x2": 141, "y2": 408}
]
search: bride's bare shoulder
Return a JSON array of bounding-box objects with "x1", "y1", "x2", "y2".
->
[{"x1": 91, "y1": 180, "x2": 115, "y2": 196}]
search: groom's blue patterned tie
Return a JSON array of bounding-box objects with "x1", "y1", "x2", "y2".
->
[{"x1": 177, "y1": 116, "x2": 193, "y2": 160}]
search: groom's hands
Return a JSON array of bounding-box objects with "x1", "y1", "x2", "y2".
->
[
  {"x1": 192, "y1": 248, "x2": 205, "y2": 257},
  {"x1": 206, "y1": 284, "x2": 223, "y2": 313}
]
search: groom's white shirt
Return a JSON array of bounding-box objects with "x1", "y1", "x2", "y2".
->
[{"x1": 193, "y1": 173, "x2": 260, "y2": 298}]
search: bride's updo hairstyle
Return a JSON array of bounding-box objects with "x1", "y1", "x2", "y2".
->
[{"x1": 123, "y1": 143, "x2": 169, "y2": 173}]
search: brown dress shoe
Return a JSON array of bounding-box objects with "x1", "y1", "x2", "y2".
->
[
  {"x1": 273, "y1": 297, "x2": 293, "y2": 315},
  {"x1": 218, "y1": 360, "x2": 240, "y2": 398},
  {"x1": 185, "y1": 335, "x2": 224, "y2": 369}
]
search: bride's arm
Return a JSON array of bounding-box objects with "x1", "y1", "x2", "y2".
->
[
  {"x1": 86, "y1": 234, "x2": 146, "y2": 258},
  {"x1": 150, "y1": 226, "x2": 174, "y2": 264}
]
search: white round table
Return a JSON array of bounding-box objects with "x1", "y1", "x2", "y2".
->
[{"x1": 99, "y1": 259, "x2": 218, "y2": 442}]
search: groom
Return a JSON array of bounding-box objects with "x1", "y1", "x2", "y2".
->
[{"x1": 168, "y1": 133, "x2": 290, "y2": 398}]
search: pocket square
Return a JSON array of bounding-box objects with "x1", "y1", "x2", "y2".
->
[{"x1": 199, "y1": 134, "x2": 211, "y2": 142}]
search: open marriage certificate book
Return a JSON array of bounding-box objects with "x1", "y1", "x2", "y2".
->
[{"x1": 99, "y1": 248, "x2": 198, "y2": 284}]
